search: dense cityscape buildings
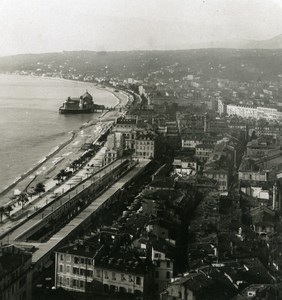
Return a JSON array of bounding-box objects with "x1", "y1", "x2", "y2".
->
[{"x1": 3, "y1": 49, "x2": 282, "y2": 299}]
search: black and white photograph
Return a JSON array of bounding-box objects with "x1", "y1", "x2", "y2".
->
[{"x1": 1, "y1": 0, "x2": 282, "y2": 299}]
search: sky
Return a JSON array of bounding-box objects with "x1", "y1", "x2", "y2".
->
[{"x1": 0, "y1": 0, "x2": 282, "y2": 56}]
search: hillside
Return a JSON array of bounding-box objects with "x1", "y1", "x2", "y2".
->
[
  {"x1": 1, "y1": 49, "x2": 282, "y2": 82},
  {"x1": 244, "y1": 34, "x2": 282, "y2": 49}
]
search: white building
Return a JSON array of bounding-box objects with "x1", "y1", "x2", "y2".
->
[
  {"x1": 226, "y1": 104, "x2": 258, "y2": 119},
  {"x1": 226, "y1": 104, "x2": 282, "y2": 121}
]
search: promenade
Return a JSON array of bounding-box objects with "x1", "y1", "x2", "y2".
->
[
  {"x1": 0, "y1": 89, "x2": 128, "y2": 217},
  {"x1": 0, "y1": 159, "x2": 150, "y2": 269}
]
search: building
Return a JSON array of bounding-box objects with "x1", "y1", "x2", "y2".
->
[
  {"x1": 55, "y1": 239, "x2": 104, "y2": 293},
  {"x1": 59, "y1": 91, "x2": 97, "y2": 114},
  {"x1": 135, "y1": 131, "x2": 160, "y2": 159},
  {"x1": 151, "y1": 239, "x2": 174, "y2": 293},
  {"x1": 114, "y1": 116, "x2": 138, "y2": 150},
  {"x1": 238, "y1": 157, "x2": 269, "y2": 182},
  {"x1": 55, "y1": 236, "x2": 154, "y2": 299},
  {"x1": 226, "y1": 104, "x2": 282, "y2": 121},
  {"x1": 195, "y1": 144, "x2": 214, "y2": 162},
  {"x1": 181, "y1": 135, "x2": 203, "y2": 150},
  {"x1": 246, "y1": 137, "x2": 278, "y2": 158},
  {"x1": 217, "y1": 99, "x2": 227, "y2": 116},
  {"x1": 173, "y1": 156, "x2": 198, "y2": 177},
  {"x1": 257, "y1": 106, "x2": 282, "y2": 120},
  {"x1": 160, "y1": 272, "x2": 214, "y2": 300},
  {"x1": 97, "y1": 252, "x2": 153, "y2": 298},
  {"x1": 165, "y1": 121, "x2": 181, "y2": 150},
  {"x1": 226, "y1": 104, "x2": 258, "y2": 119},
  {"x1": 203, "y1": 168, "x2": 229, "y2": 191},
  {"x1": 104, "y1": 132, "x2": 124, "y2": 164},
  {"x1": 142, "y1": 190, "x2": 187, "y2": 224},
  {"x1": 0, "y1": 244, "x2": 32, "y2": 300}
]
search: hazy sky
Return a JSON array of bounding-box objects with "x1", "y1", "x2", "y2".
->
[{"x1": 1, "y1": 0, "x2": 282, "y2": 56}]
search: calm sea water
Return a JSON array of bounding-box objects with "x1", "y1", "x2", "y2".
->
[{"x1": 0, "y1": 74, "x2": 117, "y2": 191}]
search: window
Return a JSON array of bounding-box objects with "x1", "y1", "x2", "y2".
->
[
  {"x1": 166, "y1": 272, "x2": 171, "y2": 279},
  {"x1": 66, "y1": 265, "x2": 70, "y2": 273},
  {"x1": 167, "y1": 261, "x2": 171, "y2": 268},
  {"x1": 156, "y1": 261, "x2": 160, "y2": 267},
  {"x1": 80, "y1": 269, "x2": 85, "y2": 276},
  {"x1": 86, "y1": 270, "x2": 93, "y2": 277},
  {"x1": 74, "y1": 257, "x2": 79, "y2": 264},
  {"x1": 136, "y1": 276, "x2": 141, "y2": 285},
  {"x1": 59, "y1": 265, "x2": 63, "y2": 272},
  {"x1": 105, "y1": 271, "x2": 108, "y2": 279},
  {"x1": 121, "y1": 274, "x2": 126, "y2": 281},
  {"x1": 72, "y1": 279, "x2": 77, "y2": 287},
  {"x1": 66, "y1": 255, "x2": 71, "y2": 262},
  {"x1": 80, "y1": 258, "x2": 85, "y2": 264},
  {"x1": 60, "y1": 254, "x2": 64, "y2": 261},
  {"x1": 73, "y1": 267, "x2": 79, "y2": 275},
  {"x1": 66, "y1": 278, "x2": 70, "y2": 286},
  {"x1": 80, "y1": 281, "x2": 85, "y2": 289},
  {"x1": 96, "y1": 270, "x2": 101, "y2": 277}
]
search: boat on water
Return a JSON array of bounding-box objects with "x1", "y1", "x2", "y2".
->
[{"x1": 59, "y1": 91, "x2": 97, "y2": 114}]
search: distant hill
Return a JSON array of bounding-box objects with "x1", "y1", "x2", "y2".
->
[
  {"x1": 189, "y1": 34, "x2": 282, "y2": 49},
  {"x1": 244, "y1": 34, "x2": 282, "y2": 49},
  {"x1": 1, "y1": 48, "x2": 282, "y2": 82}
]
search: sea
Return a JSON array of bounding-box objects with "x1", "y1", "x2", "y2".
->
[{"x1": 0, "y1": 74, "x2": 118, "y2": 192}]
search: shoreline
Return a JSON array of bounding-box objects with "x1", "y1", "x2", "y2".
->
[
  {"x1": 0, "y1": 76, "x2": 129, "y2": 200},
  {"x1": 0, "y1": 131, "x2": 76, "y2": 197},
  {"x1": 0, "y1": 73, "x2": 122, "y2": 109}
]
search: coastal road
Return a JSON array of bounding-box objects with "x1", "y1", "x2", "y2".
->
[
  {"x1": 0, "y1": 87, "x2": 129, "y2": 236},
  {"x1": 2, "y1": 121, "x2": 112, "y2": 214}
]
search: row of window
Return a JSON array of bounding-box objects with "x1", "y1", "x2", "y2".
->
[
  {"x1": 137, "y1": 141, "x2": 154, "y2": 145},
  {"x1": 196, "y1": 151, "x2": 212, "y2": 155},
  {"x1": 155, "y1": 271, "x2": 171, "y2": 279},
  {"x1": 58, "y1": 277, "x2": 85, "y2": 289},
  {"x1": 135, "y1": 151, "x2": 153, "y2": 157},
  {"x1": 72, "y1": 267, "x2": 93, "y2": 277},
  {"x1": 154, "y1": 260, "x2": 171, "y2": 268},
  {"x1": 136, "y1": 145, "x2": 154, "y2": 150},
  {"x1": 58, "y1": 266, "x2": 142, "y2": 285},
  {"x1": 207, "y1": 173, "x2": 226, "y2": 179},
  {"x1": 59, "y1": 264, "x2": 94, "y2": 275},
  {"x1": 104, "y1": 271, "x2": 142, "y2": 285}
]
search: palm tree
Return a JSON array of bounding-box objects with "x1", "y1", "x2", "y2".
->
[
  {"x1": 18, "y1": 193, "x2": 29, "y2": 208},
  {"x1": 35, "y1": 182, "x2": 45, "y2": 194},
  {"x1": 0, "y1": 206, "x2": 5, "y2": 223},
  {"x1": 53, "y1": 173, "x2": 62, "y2": 184},
  {"x1": 4, "y1": 205, "x2": 13, "y2": 218}
]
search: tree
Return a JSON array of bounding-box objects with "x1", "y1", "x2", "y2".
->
[
  {"x1": 18, "y1": 193, "x2": 29, "y2": 208},
  {"x1": 0, "y1": 207, "x2": 5, "y2": 223},
  {"x1": 35, "y1": 182, "x2": 45, "y2": 194},
  {"x1": 4, "y1": 205, "x2": 13, "y2": 218},
  {"x1": 53, "y1": 173, "x2": 62, "y2": 184}
]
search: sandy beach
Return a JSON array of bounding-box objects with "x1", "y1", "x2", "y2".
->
[{"x1": 0, "y1": 86, "x2": 128, "y2": 207}]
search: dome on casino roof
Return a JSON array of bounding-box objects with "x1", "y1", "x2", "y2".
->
[{"x1": 81, "y1": 90, "x2": 93, "y2": 100}]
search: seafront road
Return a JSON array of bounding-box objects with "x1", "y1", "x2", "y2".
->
[{"x1": 0, "y1": 89, "x2": 129, "y2": 234}]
